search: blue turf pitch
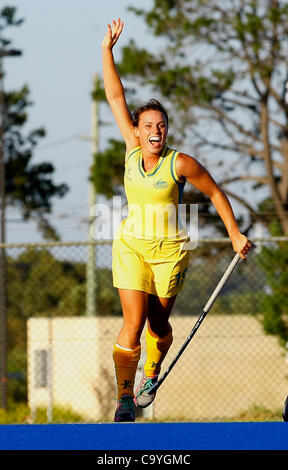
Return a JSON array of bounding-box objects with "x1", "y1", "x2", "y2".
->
[{"x1": 0, "y1": 422, "x2": 287, "y2": 450}]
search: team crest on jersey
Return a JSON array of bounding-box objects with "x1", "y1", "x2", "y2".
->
[{"x1": 154, "y1": 179, "x2": 169, "y2": 189}]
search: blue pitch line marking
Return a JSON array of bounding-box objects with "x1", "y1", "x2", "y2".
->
[{"x1": 0, "y1": 422, "x2": 287, "y2": 450}]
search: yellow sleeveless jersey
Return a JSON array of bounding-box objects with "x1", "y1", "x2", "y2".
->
[{"x1": 120, "y1": 145, "x2": 187, "y2": 239}]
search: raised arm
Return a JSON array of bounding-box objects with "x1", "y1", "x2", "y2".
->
[
  {"x1": 101, "y1": 19, "x2": 139, "y2": 151},
  {"x1": 176, "y1": 153, "x2": 252, "y2": 259}
]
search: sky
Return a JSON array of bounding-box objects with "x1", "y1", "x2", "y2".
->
[
  {"x1": 2, "y1": 0, "x2": 265, "y2": 245},
  {"x1": 2, "y1": 0, "x2": 155, "y2": 244}
]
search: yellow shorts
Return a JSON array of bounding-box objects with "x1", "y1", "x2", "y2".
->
[{"x1": 112, "y1": 233, "x2": 190, "y2": 298}]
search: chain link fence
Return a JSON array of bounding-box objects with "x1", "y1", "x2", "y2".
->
[{"x1": 0, "y1": 237, "x2": 287, "y2": 423}]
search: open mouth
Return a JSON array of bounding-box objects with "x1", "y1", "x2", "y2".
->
[{"x1": 149, "y1": 136, "x2": 162, "y2": 148}]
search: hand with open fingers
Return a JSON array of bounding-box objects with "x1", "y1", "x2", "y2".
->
[
  {"x1": 102, "y1": 18, "x2": 124, "y2": 50},
  {"x1": 232, "y1": 233, "x2": 253, "y2": 260}
]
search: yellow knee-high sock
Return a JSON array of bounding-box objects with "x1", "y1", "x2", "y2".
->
[
  {"x1": 144, "y1": 328, "x2": 173, "y2": 378},
  {"x1": 113, "y1": 343, "x2": 141, "y2": 399}
]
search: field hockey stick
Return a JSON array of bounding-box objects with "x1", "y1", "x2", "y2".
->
[{"x1": 148, "y1": 252, "x2": 242, "y2": 396}]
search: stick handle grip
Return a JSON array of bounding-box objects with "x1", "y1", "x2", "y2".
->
[{"x1": 203, "y1": 253, "x2": 241, "y2": 313}]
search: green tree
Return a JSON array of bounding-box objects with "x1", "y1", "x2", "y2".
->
[
  {"x1": 257, "y1": 242, "x2": 288, "y2": 346},
  {"x1": 91, "y1": 138, "x2": 126, "y2": 198},
  {"x1": 95, "y1": 0, "x2": 288, "y2": 236},
  {"x1": 92, "y1": 0, "x2": 288, "y2": 346},
  {"x1": 6, "y1": 247, "x2": 121, "y2": 403},
  {"x1": 6, "y1": 248, "x2": 85, "y2": 402},
  {"x1": 1, "y1": 6, "x2": 68, "y2": 239}
]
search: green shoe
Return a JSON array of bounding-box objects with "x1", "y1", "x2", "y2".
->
[
  {"x1": 135, "y1": 375, "x2": 158, "y2": 408},
  {"x1": 114, "y1": 394, "x2": 135, "y2": 422}
]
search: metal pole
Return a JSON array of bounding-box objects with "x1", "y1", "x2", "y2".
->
[
  {"x1": 47, "y1": 318, "x2": 53, "y2": 423},
  {"x1": 0, "y1": 48, "x2": 22, "y2": 409},
  {"x1": 86, "y1": 73, "x2": 99, "y2": 316},
  {"x1": 0, "y1": 57, "x2": 7, "y2": 409}
]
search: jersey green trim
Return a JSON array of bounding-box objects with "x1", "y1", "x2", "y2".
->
[
  {"x1": 178, "y1": 180, "x2": 185, "y2": 203},
  {"x1": 126, "y1": 146, "x2": 141, "y2": 165},
  {"x1": 171, "y1": 151, "x2": 186, "y2": 202},
  {"x1": 170, "y1": 151, "x2": 179, "y2": 184},
  {"x1": 138, "y1": 146, "x2": 168, "y2": 178}
]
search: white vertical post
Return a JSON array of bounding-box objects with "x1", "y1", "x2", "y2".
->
[
  {"x1": 86, "y1": 75, "x2": 101, "y2": 419},
  {"x1": 47, "y1": 318, "x2": 53, "y2": 423},
  {"x1": 86, "y1": 74, "x2": 99, "y2": 317}
]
